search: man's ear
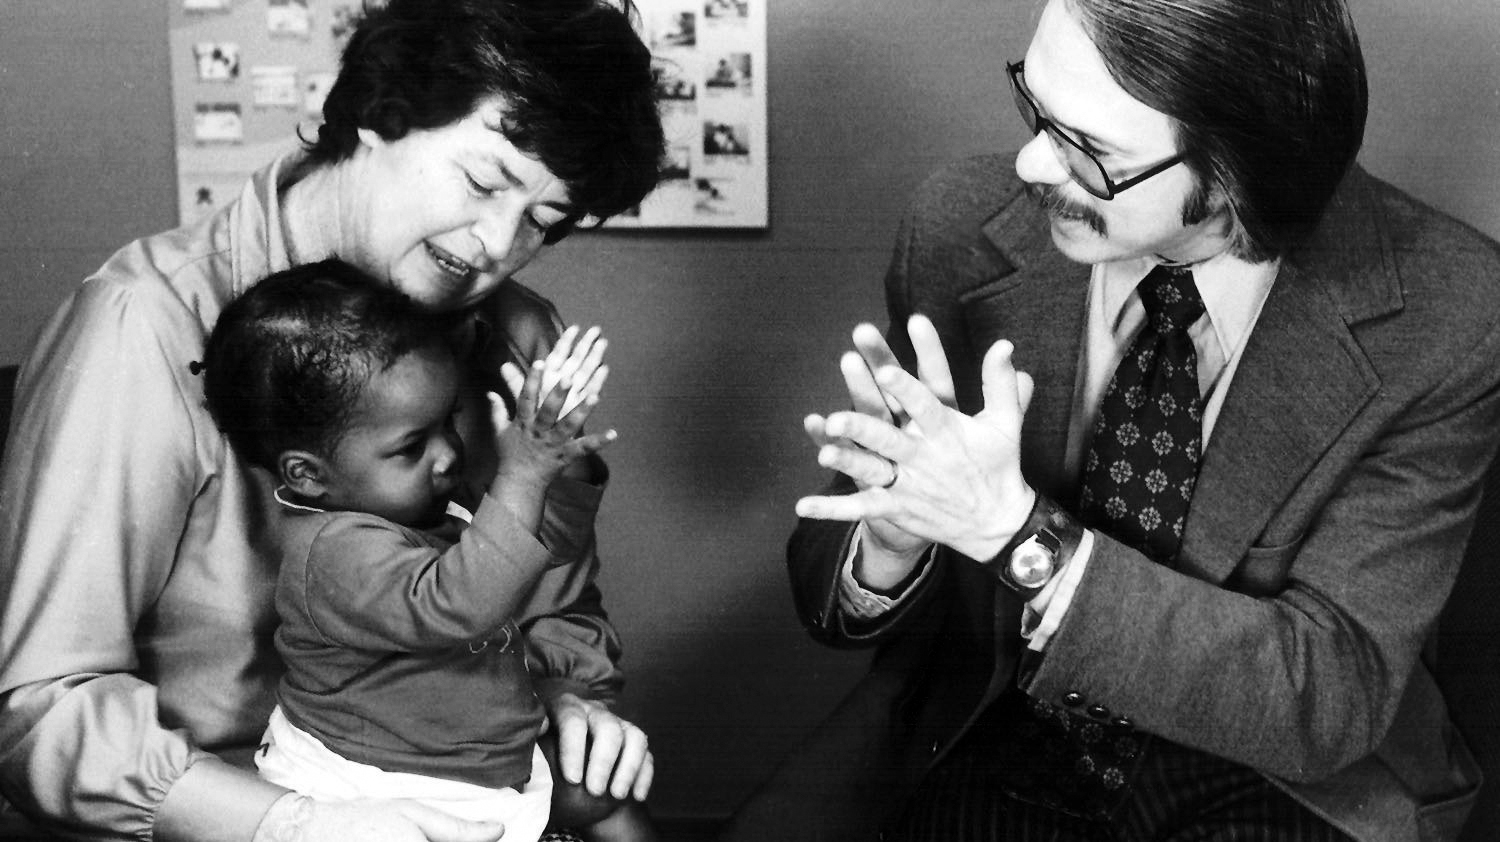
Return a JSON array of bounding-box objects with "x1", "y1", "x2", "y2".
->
[{"x1": 279, "y1": 450, "x2": 330, "y2": 500}]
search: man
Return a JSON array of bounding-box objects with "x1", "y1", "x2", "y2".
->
[{"x1": 724, "y1": 0, "x2": 1500, "y2": 839}]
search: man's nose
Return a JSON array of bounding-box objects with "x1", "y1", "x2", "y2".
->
[{"x1": 1015, "y1": 131, "x2": 1069, "y2": 186}]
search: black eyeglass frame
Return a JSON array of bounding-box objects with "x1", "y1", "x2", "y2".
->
[{"x1": 1006, "y1": 60, "x2": 1184, "y2": 200}]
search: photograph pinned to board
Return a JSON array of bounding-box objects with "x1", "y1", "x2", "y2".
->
[
  {"x1": 167, "y1": 0, "x2": 766, "y2": 229},
  {"x1": 168, "y1": 0, "x2": 344, "y2": 225},
  {"x1": 193, "y1": 42, "x2": 240, "y2": 82},
  {"x1": 251, "y1": 66, "x2": 300, "y2": 109},
  {"x1": 268, "y1": 0, "x2": 313, "y2": 39},
  {"x1": 606, "y1": 0, "x2": 767, "y2": 228}
]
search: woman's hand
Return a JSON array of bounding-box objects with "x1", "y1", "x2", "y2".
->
[
  {"x1": 490, "y1": 325, "x2": 616, "y2": 492},
  {"x1": 544, "y1": 692, "x2": 654, "y2": 803},
  {"x1": 252, "y1": 793, "x2": 505, "y2": 842}
]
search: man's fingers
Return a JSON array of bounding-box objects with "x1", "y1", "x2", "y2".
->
[
  {"x1": 908, "y1": 314, "x2": 956, "y2": 407},
  {"x1": 979, "y1": 340, "x2": 1026, "y2": 421},
  {"x1": 821, "y1": 411, "x2": 906, "y2": 459},
  {"x1": 804, "y1": 413, "x2": 833, "y2": 448},
  {"x1": 817, "y1": 443, "x2": 897, "y2": 490},
  {"x1": 872, "y1": 366, "x2": 949, "y2": 435},
  {"x1": 840, "y1": 351, "x2": 893, "y2": 422},
  {"x1": 850, "y1": 324, "x2": 907, "y2": 423},
  {"x1": 795, "y1": 490, "x2": 884, "y2": 522}
]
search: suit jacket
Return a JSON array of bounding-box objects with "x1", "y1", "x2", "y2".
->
[{"x1": 737, "y1": 155, "x2": 1500, "y2": 842}]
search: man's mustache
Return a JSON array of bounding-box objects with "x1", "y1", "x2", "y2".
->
[{"x1": 1025, "y1": 181, "x2": 1107, "y2": 236}]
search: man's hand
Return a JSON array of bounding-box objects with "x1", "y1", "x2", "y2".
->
[
  {"x1": 545, "y1": 692, "x2": 653, "y2": 802},
  {"x1": 802, "y1": 317, "x2": 961, "y2": 567},
  {"x1": 252, "y1": 793, "x2": 505, "y2": 842},
  {"x1": 798, "y1": 314, "x2": 1038, "y2": 562}
]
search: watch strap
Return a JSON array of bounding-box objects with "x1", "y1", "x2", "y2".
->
[{"x1": 982, "y1": 494, "x2": 1084, "y2": 599}]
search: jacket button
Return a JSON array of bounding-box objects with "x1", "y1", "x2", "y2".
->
[
  {"x1": 1111, "y1": 716, "x2": 1133, "y2": 731},
  {"x1": 1062, "y1": 691, "x2": 1085, "y2": 707},
  {"x1": 931, "y1": 739, "x2": 941, "y2": 755},
  {"x1": 1087, "y1": 704, "x2": 1109, "y2": 720}
]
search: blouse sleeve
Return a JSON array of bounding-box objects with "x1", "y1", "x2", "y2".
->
[{"x1": 0, "y1": 276, "x2": 213, "y2": 838}]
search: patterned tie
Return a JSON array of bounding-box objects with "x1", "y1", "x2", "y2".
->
[
  {"x1": 1079, "y1": 264, "x2": 1206, "y2": 565},
  {"x1": 962, "y1": 265, "x2": 1208, "y2": 824}
]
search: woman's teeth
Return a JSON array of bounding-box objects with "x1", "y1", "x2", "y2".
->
[{"x1": 427, "y1": 244, "x2": 472, "y2": 279}]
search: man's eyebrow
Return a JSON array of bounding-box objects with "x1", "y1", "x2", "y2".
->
[
  {"x1": 1025, "y1": 79, "x2": 1124, "y2": 154},
  {"x1": 1041, "y1": 103, "x2": 1121, "y2": 154}
]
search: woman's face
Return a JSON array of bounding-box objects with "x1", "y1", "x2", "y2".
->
[{"x1": 348, "y1": 96, "x2": 578, "y2": 312}]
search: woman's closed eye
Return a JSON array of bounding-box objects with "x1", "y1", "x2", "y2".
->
[{"x1": 464, "y1": 171, "x2": 499, "y2": 198}]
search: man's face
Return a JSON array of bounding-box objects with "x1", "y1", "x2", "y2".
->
[
  {"x1": 316, "y1": 347, "x2": 466, "y2": 528},
  {"x1": 1015, "y1": 0, "x2": 1232, "y2": 265},
  {"x1": 347, "y1": 96, "x2": 578, "y2": 312}
]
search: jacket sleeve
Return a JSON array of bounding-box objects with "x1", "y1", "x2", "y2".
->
[
  {"x1": 0, "y1": 277, "x2": 214, "y2": 839},
  {"x1": 1024, "y1": 319, "x2": 1500, "y2": 781},
  {"x1": 786, "y1": 197, "x2": 951, "y2": 649}
]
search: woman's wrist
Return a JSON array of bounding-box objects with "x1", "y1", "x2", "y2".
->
[{"x1": 251, "y1": 794, "x2": 313, "y2": 842}]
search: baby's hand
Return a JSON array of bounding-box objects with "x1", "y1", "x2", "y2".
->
[{"x1": 489, "y1": 326, "x2": 615, "y2": 488}]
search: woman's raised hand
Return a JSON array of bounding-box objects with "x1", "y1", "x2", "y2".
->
[{"x1": 489, "y1": 325, "x2": 616, "y2": 490}]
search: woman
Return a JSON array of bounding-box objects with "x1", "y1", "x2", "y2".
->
[{"x1": 0, "y1": 2, "x2": 664, "y2": 840}]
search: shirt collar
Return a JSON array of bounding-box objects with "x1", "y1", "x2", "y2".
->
[{"x1": 1097, "y1": 251, "x2": 1279, "y2": 358}]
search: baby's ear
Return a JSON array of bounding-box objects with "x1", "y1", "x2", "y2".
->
[{"x1": 279, "y1": 450, "x2": 328, "y2": 499}]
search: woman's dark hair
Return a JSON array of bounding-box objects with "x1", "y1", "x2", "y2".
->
[
  {"x1": 201, "y1": 259, "x2": 460, "y2": 472},
  {"x1": 307, "y1": 0, "x2": 665, "y2": 223},
  {"x1": 1071, "y1": 0, "x2": 1368, "y2": 261}
]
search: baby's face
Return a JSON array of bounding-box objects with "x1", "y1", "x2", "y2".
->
[{"x1": 317, "y1": 346, "x2": 466, "y2": 527}]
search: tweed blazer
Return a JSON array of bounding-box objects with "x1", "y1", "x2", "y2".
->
[{"x1": 768, "y1": 155, "x2": 1500, "y2": 842}]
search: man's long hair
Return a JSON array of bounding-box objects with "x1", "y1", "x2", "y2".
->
[{"x1": 1071, "y1": 0, "x2": 1368, "y2": 261}]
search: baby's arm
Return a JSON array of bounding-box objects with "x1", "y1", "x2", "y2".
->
[{"x1": 487, "y1": 325, "x2": 615, "y2": 531}]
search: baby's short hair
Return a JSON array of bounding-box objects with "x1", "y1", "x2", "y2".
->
[{"x1": 201, "y1": 259, "x2": 460, "y2": 471}]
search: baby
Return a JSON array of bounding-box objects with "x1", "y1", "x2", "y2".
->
[{"x1": 201, "y1": 258, "x2": 635, "y2": 842}]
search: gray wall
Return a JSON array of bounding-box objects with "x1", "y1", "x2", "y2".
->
[{"x1": 2, "y1": 0, "x2": 1497, "y2": 821}]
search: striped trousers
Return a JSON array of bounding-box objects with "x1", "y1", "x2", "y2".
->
[{"x1": 888, "y1": 692, "x2": 1352, "y2": 842}]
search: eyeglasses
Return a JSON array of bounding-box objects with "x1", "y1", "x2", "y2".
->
[{"x1": 1007, "y1": 60, "x2": 1183, "y2": 200}]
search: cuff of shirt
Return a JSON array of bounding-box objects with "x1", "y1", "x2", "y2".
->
[
  {"x1": 1022, "y1": 528, "x2": 1095, "y2": 651},
  {"x1": 836, "y1": 523, "x2": 936, "y2": 620}
]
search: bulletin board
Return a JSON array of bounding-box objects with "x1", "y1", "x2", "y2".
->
[{"x1": 167, "y1": 0, "x2": 768, "y2": 230}]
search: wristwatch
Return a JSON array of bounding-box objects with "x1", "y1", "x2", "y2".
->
[{"x1": 983, "y1": 494, "x2": 1083, "y2": 600}]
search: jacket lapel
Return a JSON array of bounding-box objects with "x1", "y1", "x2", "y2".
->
[
  {"x1": 960, "y1": 198, "x2": 1091, "y2": 501},
  {"x1": 1180, "y1": 169, "x2": 1399, "y2": 584}
]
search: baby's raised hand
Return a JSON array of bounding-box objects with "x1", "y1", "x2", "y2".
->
[{"x1": 489, "y1": 326, "x2": 615, "y2": 488}]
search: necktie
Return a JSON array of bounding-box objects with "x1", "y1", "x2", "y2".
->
[
  {"x1": 1079, "y1": 264, "x2": 1206, "y2": 565},
  {"x1": 968, "y1": 265, "x2": 1207, "y2": 822}
]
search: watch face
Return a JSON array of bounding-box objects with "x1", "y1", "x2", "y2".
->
[{"x1": 1010, "y1": 539, "x2": 1055, "y2": 588}]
